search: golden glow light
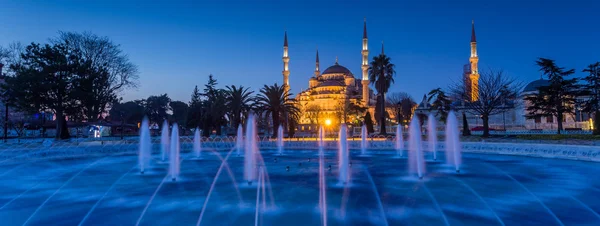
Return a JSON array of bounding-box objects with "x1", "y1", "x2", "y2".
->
[
  {"x1": 325, "y1": 119, "x2": 332, "y2": 126},
  {"x1": 590, "y1": 118, "x2": 594, "y2": 130}
]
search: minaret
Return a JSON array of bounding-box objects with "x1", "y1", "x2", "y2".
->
[
  {"x1": 469, "y1": 20, "x2": 480, "y2": 101},
  {"x1": 282, "y1": 31, "x2": 290, "y2": 96},
  {"x1": 361, "y1": 18, "x2": 370, "y2": 107},
  {"x1": 314, "y1": 48, "x2": 320, "y2": 77}
]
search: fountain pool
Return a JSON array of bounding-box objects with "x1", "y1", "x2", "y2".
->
[{"x1": 1, "y1": 147, "x2": 600, "y2": 226}]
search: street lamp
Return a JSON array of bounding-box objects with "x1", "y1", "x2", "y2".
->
[{"x1": 323, "y1": 119, "x2": 332, "y2": 139}]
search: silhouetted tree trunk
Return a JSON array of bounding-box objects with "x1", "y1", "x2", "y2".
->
[
  {"x1": 272, "y1": 112, "x2": 280, "y2": 138},
  {"x1": 482, "y1": 114, "x2": 490, "y2": 137},
  {"x1": 380, "y1": 92, "x2": 387, "y2": 135},
  {"x1": 288, "y1": 117, "x2": 296, "y2": 138},
  {"x1": 59, "y1": 115, "x2": 70, "y2": 139},
  {"x1": 364, "y1": 112, "x2": 375, "y2": 134},
  {"x1": 595, "y1": 111, "x2": 600, "y2": 135},
  {"x1": 556, "y1": 114, "x2": 563, "y2": 134},
  {"x1": 462, "y1": 112, "x2": 471, "y2": 136}
]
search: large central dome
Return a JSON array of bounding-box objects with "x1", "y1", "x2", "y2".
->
[
  {"x1": 322, "y1": 63, "x2": 353, "y2": 77},
  {"x1": 523, "y1": 79, "x2": 549, "y2": 92}
]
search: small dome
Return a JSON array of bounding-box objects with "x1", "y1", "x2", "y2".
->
[
  {"x1": 322, "y1": 64, "x2": 353, "y2": 77},
  {"x1": 523, "y1": 79, "x2": 550, "y2": 92}
]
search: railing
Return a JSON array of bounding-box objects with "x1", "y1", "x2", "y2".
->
[{"x1": 1, "y1": 136, "x2": 599, "y2": 164}]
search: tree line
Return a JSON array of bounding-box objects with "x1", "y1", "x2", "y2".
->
[{"x1": 110, "y1": 75, "x2": 300, "y2": 138}]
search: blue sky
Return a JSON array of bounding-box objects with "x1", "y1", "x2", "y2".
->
[{"x1": 1, "y1": 0, "x2": 599, "y2": 102}]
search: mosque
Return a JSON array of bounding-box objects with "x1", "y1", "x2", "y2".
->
[{"x1": 282, "y1": 19, "x2": 376, "y2": 134}]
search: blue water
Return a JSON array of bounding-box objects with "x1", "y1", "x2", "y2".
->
[{"x1": 1, "y1": 148, "x2": 599, "y2": 226}]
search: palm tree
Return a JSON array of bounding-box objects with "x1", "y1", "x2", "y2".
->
[
  {"x1": 369, "y1": 54, "x2": 396, "y2": 134},
  {"x1": 255, "y1": 83, "x2": 300, "y2": 137},
  {"x1": 225, "y1": 85, "x2": 254, "y2": 127}
]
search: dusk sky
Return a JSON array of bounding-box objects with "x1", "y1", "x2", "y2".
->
[{"x1": 1, "y1": 0, "x2": 599, "y2": 103}]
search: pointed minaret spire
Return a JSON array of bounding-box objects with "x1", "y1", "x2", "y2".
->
[
  {"x1": 335, "y1": 56, "x2": 339, "y2": 65},
  {"x1": 471, "y1": 20, "x2": 476, "y2": 43},
  {"x1": 361, "y1": 18, "x2": 370, "y2": 107},
  {"x1": 316, "y1": 48, "x2": 320, "y2": 63},
  {"x1": 381, "y1": 41, "x2": 385, "y2": 55},
  {"x1": 467, "y1": 20, "x2": 480, "y2": 102},
  {"x1": 282, "y1": 31, "x2": 290, "y2": 97},
  {"x1": 363, "y1": 17, "x2": 368, "y2": 39},
  {"x1": 314, "y1": 47, "x2": 320, "y2": 77}
]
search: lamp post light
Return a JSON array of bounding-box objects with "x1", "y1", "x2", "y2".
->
[{"x1": 324, "y1": 118, "x2": 331, "y2": 139}]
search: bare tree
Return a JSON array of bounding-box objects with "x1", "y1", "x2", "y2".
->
[
  {"x1": 0, "y1": 42, "x2": 25, "y2": 76},
  {"x1": 386, "y1": 92, "x2": 417, "y2": 126},
  {"x1": 53, "y1": 32, "x2": 139, "y2": 121},
  {"x1": 450, "y1": 69, "x2": 521, "y2": 137}
]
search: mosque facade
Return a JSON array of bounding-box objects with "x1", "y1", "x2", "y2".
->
[{"x1": 282, "y1": 20, "x2": 376, "y2": 134}]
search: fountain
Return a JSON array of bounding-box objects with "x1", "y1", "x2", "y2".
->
[
  {"x1": 318, "y1": 126, "x2": 327, "y2": 225},
  {"x1": 360, "y1": 124, "x2": 368, "y2": 155},
  {"x1": 236, "y1": 124, "x2": 243, "y2": 156},
  {"x1": 244, "y1": 114, "x2": 258, "y2": 183},
  {"x1": 160, "y1": 120, "x2": 170, "y2": 161},
  {"x1": 318, "y1": 126, "x2": 325, "y2": 154},
  {"x1": 408, "y1": 116, "x2": 425, "y2": 179},
  {"x1": 277, "y1": 125, "x2": 284, "y2": 155},
  {"x1": 9, "y1": 110, "x2": 600, "y2": 225},
  {"x1": 395, "y1": 125, "x2": 404, "y2": 157},
  {"x1": 445, "y1": 111, "x2": 462, "y2": 172},
  {"x1": 138, "y1": 118, "x2": 151, "y2": 174},
  {"x1": 338, "y1": 124, "x2": 349, "y2": 184},
  {"x1": 169, "y1": 123, "x2": 181, "y2": 181},
  {"x1": 193, "y1": 127, "x2": 202, "y2": 158},
  {"x1": 428, "y1": 114, "x2": 437, "y2": 161}
]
